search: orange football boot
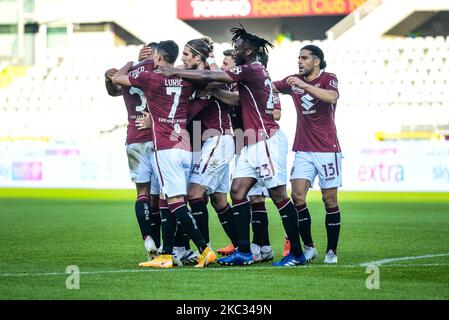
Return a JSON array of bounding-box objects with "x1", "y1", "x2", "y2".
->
[
  {"x1": 282, "y1": 238, "x2": 291, "y2": 257},
  {"x1": 217, "y1": 243, "x2": 235, "y2": 256}
]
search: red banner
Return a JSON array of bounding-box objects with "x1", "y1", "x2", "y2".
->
[{"x1": 177, "y1": 0, "x2": 365, "y2": 20}]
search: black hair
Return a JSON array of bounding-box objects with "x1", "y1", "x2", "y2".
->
[
  {"x1": 156, "y1": 40, "x2": 179, "y2": 64},
  {"x1": 147, "y1": 42, "x2": 158, "y2": 50},
  {"x1": 301, "y1": 44, "x2": 327, "y2": 69},
  {"x1": 257, "y1": 50, "x2": 269, "y2": 68},
  {"x1": 230, "y1": 24, "x2": 274, "y2": 55},
  {"x1": 186, "y1": 39, "x2": 212, "y2": 62},
  {"x1": 223, "y1": 49, "x2": 235, "y2": 57}
]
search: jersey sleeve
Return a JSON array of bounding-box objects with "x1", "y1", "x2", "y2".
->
[
  {"x1": 188, "y1": 98, "x2": 208, "y2": 122},
  {"x1": 225, "y1": 65, "x2": 252, "y2": 83},
  {"x1": 128, "y1": 69, "x2": 152, "y2": 91},
  {"x1": 273, "y1": 92, "x2": 281, "y2": 110},
  {"x1": 273, "y1": 76, "x2": 292, "y2": 95},
  {"x1": 324, "y1": 73, "x2": 339, "y2": 94}
]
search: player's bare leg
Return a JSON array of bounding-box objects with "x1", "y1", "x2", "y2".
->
[
  {"x1": 321, "y1": 187, "x2": 340, "y2": 263},
  {"x1": 268, "y1": 185, "x2": 305, "y2": 266},
  {"x1": 210, "y1": 193, "x2": 237, "y2": 255},
  {"x1": 210, "y1": 192, "x2": 228, "y2": 211},
  {"x1": 291, "y1": 179, "x2": 318, "y2": 262},
  {"x1": 249, "y1": 195, "x2": 273, "y2": 262}
]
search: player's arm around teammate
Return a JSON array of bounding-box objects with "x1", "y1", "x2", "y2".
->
[
  {"x1": 104, "y1": 68, "x2": 122, "y2": 96},
  {"x1": 105, "y1": 44, "x2": 162, "y2": 261},
  {"x1": 182, "y1": 39, "x2": 236, "y2": 248},
  {"x1": 105, "y1": 45, "x2": 153, "y2": 96}
]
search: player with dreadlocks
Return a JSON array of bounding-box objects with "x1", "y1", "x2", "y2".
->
[{"x1": 157, "y1": 25, "x2": 306, "y2": 267}]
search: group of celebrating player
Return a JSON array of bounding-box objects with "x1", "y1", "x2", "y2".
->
[{"x1": 104, "y1": 25, "x2": 342, "y2": 268}]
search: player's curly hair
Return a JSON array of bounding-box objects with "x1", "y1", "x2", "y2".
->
[
  {"x1": 230, "y1": 23, "x2": 274, "y2": 55},
  {"x1": 257, "y1": 51, "x2": 269, "y2": 68}
]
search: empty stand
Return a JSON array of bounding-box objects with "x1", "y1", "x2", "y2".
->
[{"x1": 0, "y1": 38, "x2": 448, "y2": 144}]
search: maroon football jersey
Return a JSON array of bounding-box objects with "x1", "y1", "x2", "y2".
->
[
  {"x1": 226, "y1": 83, "x2": 244, "y2": 131},
  {"x1": 129, "y1": 69, "x2": 194, "y2": 151},
  {"x1": 232, "y1": 92, "x2": 280, "y2": 125},
  {"x1": 121, "y1": 60, "x2": 154, "y2": 145},
  {"x1": 273, "y1": 71, "x2": 341, "y2": 153},
  {"x1": 188, "y1": 94, "x2": 232, "y2": 137},
  {"x1": 225, "y1": 62, "x2": 279, "y2": 144}
]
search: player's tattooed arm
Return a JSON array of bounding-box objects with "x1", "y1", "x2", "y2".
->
[
  {"x1": 205, "y1": 82, "x2": 225, "y2": 90},
  {"x1": 286, "y1": 76, "x2": 338, "y2": 104},
  {"x1": 210, "y1": 88, "x2": 240, "y2": 106},
  {"x1": 112, "y1": 61, "x2": 133, "y2": 86},
  {"x1": 135, "y1": 111, "x2": 152, "y2": 130},
  {"x1": 104, "y1": 68, "x2": 122, "y2": 97},
  {"x1": 156, "y1": 66, "x2": 235, "y2": 83}
]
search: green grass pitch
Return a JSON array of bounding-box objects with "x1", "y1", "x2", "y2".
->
[{"x1": 0, "y1": 189, "x2": 448, "y2": 300}]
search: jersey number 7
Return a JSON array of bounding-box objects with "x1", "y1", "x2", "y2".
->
[{"x1": 166, "y1": 86, "x2": 182, "y2": 133}]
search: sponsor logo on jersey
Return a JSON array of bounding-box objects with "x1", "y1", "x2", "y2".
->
[
  {"x1": 301, "y1": 94, "x2": 314, "y2": 111},
  {"x1": 292, "y1": 85, "x2": 304, "y2": 94}
]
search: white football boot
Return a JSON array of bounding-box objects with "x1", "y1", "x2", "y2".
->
[
  {"x1": 144, "y1": 236, "x2": 158, "y2": 261},
  {"x1": 181, "y1": 249, "x2": 200, "y2": 265},
  {"x1": 303, "y1": 245, "x2": 318, "y2": 263},
  {"x1": 260, "y1": 245, "x2": 274, "y2": 262},
  {"x1": 172, "y1": 246, "x2": 186, "y2": 266},
  {"x1": 251, "y1": 243, "x2": 274, "y2": 262},
  {"x1": 251, "y1": 243, "x2": 262, "y2": 262},
  {"x1": 324, "y1": 249, "x2": 338, "y2": 264}
]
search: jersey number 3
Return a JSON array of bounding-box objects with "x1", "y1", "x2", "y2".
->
[{"x1": 129, "y1": 87, "x2": 147, "y2": 113}]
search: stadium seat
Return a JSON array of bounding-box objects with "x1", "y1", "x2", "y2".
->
[{"x1": 1, "y1": 37, "x2": 448, "y2": 141}]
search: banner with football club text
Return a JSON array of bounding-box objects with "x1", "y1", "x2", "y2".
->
[{"x1": 177, "y1": 0, "x2": 366, "y2": 20}]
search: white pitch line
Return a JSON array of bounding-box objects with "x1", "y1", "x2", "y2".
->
[
  {"x1": 0, "y1": 265, "x2": 339, "y2": 277},
  {"x1": 1, "y1": 259, "x2": 449, "y2": 278},
  {"x1": 359, "y1": 253, "x2": 449, "y2": 267}
]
